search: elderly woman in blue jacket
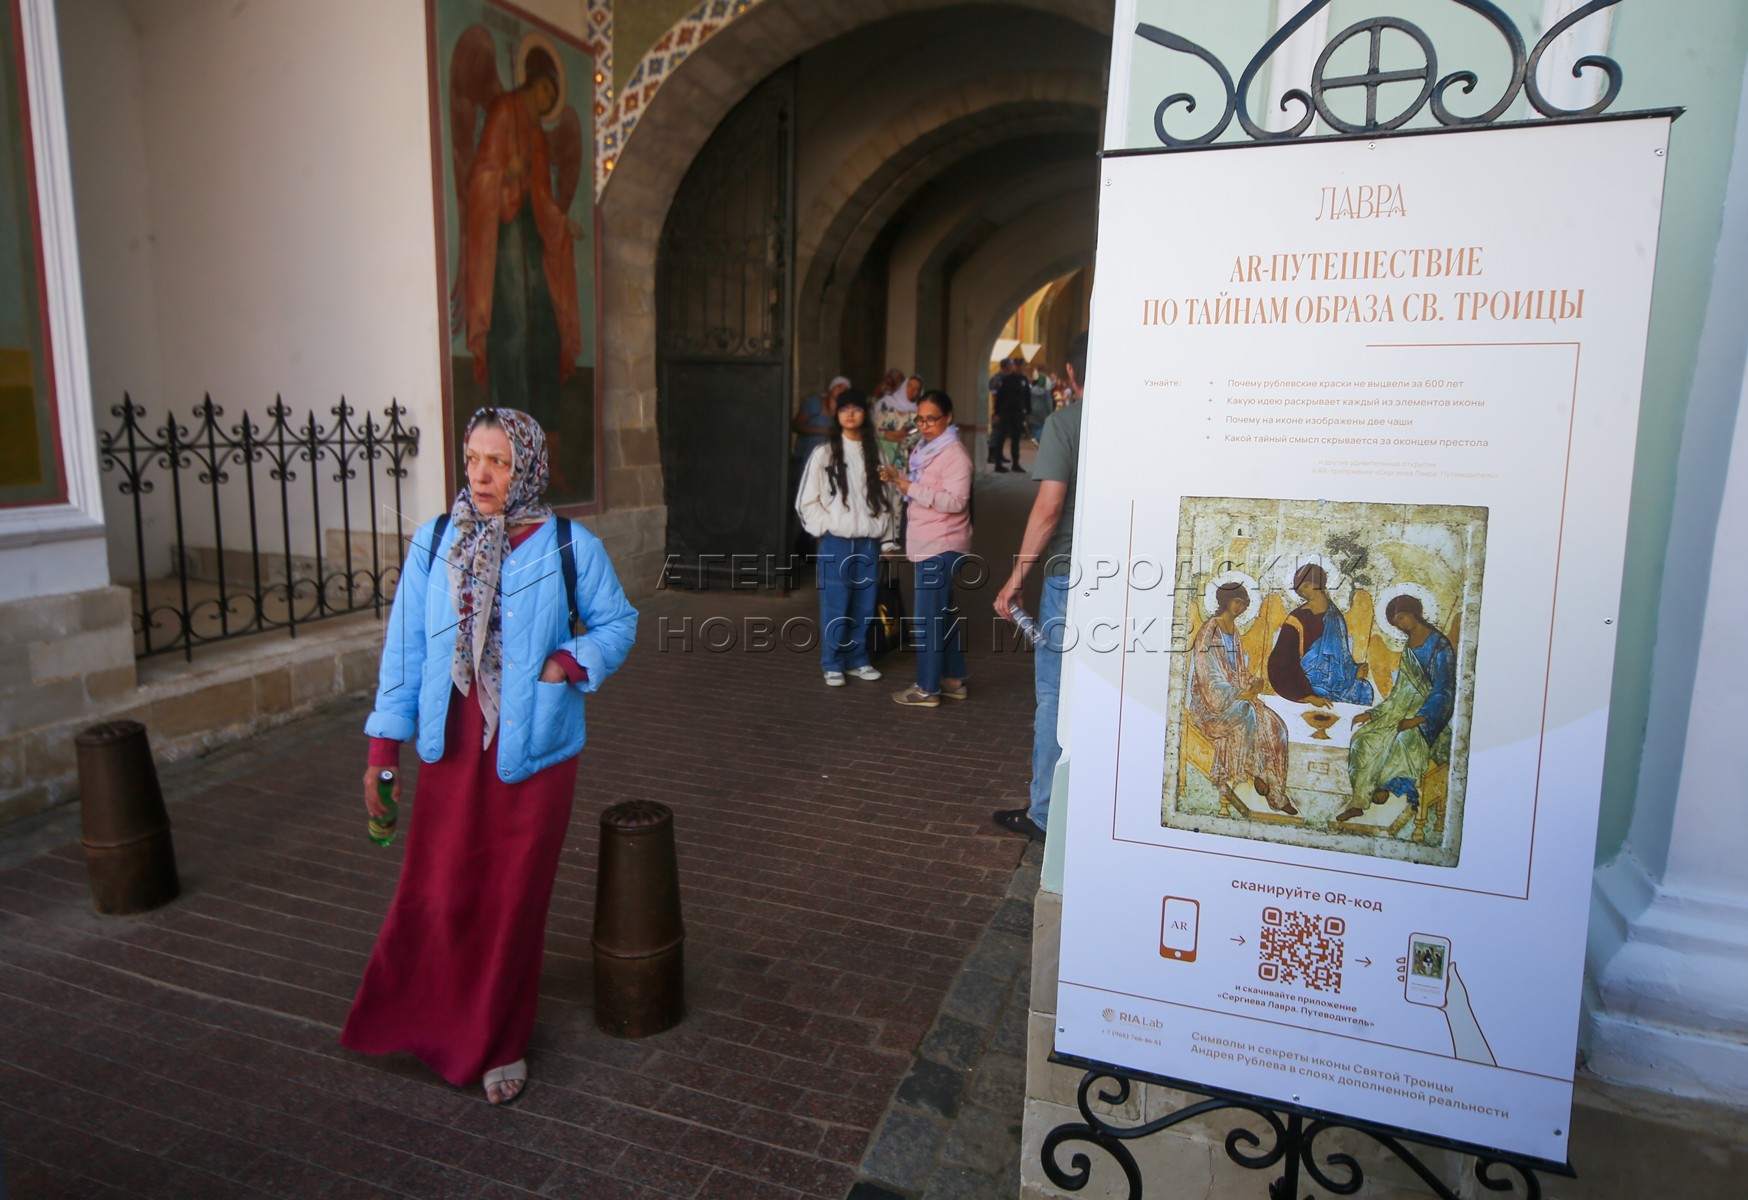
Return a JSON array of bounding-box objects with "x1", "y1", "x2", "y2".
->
[{"x1": 342, "y1": 407, "x2": 637, "y2": 1105}]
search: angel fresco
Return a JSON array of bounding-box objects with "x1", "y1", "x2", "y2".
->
[{"x1": 445, "y1": 22, "x2": 589, "y2": 487}]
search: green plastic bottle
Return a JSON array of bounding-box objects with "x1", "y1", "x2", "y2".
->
[{"x1": 367, "y1": 770, "x2": 398, "y2": 846}]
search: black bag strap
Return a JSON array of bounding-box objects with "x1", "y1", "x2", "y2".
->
[
  {"x1": 425, "y1": 513, "x2": 450, "y2": 571},
  {"x1": 557, "y1": 517, "x2": 580, "y2": 631},
  {"x1": 426, "y1": 512, "x2": 579, "y2": 631}
]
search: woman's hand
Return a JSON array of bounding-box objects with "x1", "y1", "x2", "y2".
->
[
  {"x1": 540, "y1": 656, "x2": 568, "y2": 683},
  {"x1": 1351, "y1": 710, "x2": 1374, "y2": 728},
  {"x1": 363, "y1": 765, "x2": 400, "y2": 819}
]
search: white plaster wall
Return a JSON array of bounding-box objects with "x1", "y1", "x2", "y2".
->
[
  {"x1": 62, "y1": 0, "x2": 601, "y2": 581},
  {"x1": 125, "y1": 0, "x2": 447, "y2": 555},
  {"x1": 58, "y1": 0, "x2": 169, "y2": 583},
  {"x1": 1620, "y1": 51, "x2": 1748, "y2": 883},
  {"x1": 1663, "y1": 355, "x2": 1748, "y2": 895}
]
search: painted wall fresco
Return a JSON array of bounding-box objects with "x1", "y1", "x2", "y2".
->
[{"x1": 430, "y1": 0, "x2": 600, "y2": 507}]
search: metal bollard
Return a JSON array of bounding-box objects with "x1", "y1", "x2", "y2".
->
[
  {"x1": 592, "y1": 800, "x2": 684, "y2": 1037},
  {"x1": 74, "y1": 720, "x2": 180, "y2": 915}
]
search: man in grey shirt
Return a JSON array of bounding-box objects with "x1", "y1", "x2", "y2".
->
[{"x1": 992, "y1": 332, "x2": 1086, "y2": 840}]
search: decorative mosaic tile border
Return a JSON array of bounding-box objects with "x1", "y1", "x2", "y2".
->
[
  {"x1": 592, "y1": 0, "x2": 768, "y2": 197},
  {"x1": 587, "y1": 0, "x2": 614, "y2": 197}
]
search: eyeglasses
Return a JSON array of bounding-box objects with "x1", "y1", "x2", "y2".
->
[{"x1": 915, "y1": 414, "x2": 947, "y2": 425}]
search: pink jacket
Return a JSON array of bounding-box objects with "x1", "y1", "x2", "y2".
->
[{"x1": 904, "y1": 433, "x2": 973, "y2": 561}]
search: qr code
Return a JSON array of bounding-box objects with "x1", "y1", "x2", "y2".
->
[{"x1": 1258, "y1": 907, "x2": 1345, "y2": 992}]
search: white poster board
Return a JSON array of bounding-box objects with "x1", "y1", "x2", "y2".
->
[{"x1": 1056, "y1": 116, "x2": 1671, "y2": 1164}]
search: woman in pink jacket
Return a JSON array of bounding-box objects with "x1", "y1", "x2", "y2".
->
[{"x1": 879, "y1": 390, "x2": 972, "y2": 707}]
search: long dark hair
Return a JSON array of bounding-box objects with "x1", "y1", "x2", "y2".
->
[{"x1": 825, "y1": 389, "x2": 889, "y2": 517}]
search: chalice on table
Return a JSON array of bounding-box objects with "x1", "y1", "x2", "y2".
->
[{"x1": 1301, "y1": 709, "x2": 1339, "y2": 740}]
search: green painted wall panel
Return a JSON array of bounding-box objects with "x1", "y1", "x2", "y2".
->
[
  {"x1": 1594, "y1": 0, "x2": 1748, "y2": 863},
  {"x1": 613, "y1": 0, "x2": 706, "y2": 94}
]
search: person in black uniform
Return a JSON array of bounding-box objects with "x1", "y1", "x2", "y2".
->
[{"x1": 991, "y1": 357, "x2": 1031, "y2": 472}]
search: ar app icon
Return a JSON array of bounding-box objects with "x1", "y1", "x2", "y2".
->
[{"x1": 1160, "y1": 896, "x2": 1200, "y2": 963}]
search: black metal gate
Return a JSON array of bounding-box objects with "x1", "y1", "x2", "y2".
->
[{"x1": 657, "y1": 66, "x2": 796, "y2": 589}]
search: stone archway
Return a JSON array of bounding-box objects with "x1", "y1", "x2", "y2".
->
[{"x1": 598, "y1": 0, "x2": 1115, "y2": 590}]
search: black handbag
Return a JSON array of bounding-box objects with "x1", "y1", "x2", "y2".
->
[{"x1": 868, "y1": 559, "x2": 906, "y2": 660}]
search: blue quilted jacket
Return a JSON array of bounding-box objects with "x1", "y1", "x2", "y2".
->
[{"x1": 363, "y1": 515, "x2": 638, "y2": 782}]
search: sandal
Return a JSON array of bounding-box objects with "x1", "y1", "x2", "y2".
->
[{"x1": 483, "y1": 1059, "x2": 528, "y2": 1106}]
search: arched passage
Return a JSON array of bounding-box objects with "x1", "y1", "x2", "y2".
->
[{"x1": 605, "y1": 0, "x2": 1113, "y2": 582}]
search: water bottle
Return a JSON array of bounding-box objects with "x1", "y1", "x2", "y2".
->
[
  {"x1": 1008, "y1": 600, "x2": 1045, "y2": 648},
  {"x1": 367, "y1": 770, "x2": 398, "y2": 846}
]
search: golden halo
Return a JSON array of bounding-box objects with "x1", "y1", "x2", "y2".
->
[
  {"x1": 515, "y1": 32, "x2": 567, "y2": 126},
  {"x1": 1374, "y1": 581, "x2": 1441, "y2": 645},
  {"x1": 1202, "y1": 570, "x2": 1262, "y2": 633}
]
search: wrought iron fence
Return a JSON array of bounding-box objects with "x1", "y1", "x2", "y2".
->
[{"x1": 98, "y1": 395, "x2": 422, "y2": 660}]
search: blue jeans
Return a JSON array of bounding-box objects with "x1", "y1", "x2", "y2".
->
[
  {"x1": 1029, "y1": 574, "x2": 1070, "y2": 830},
  {"x1": 817, "y1": 534, "x2": 880, "y2": 672},
  {"x1": 912, "y1": 551, "x2": 967, "y2": 694}
]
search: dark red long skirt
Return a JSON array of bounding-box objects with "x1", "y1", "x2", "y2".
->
[{"x1": 340, "y1": 686, "x2": 578, "y2": 1086}]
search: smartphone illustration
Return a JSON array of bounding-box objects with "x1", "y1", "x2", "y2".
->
[
  {"x1": 1160, "y1": 897, "x2": 1200, "y2": 962},
  {"x1": 1405, "y1": 933, "x2": 1451, "y2": 1006}
]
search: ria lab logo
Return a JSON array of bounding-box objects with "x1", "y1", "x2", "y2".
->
[{"x1": 1106, "y1": 1008, "x2": 1163, "y2": 1030}]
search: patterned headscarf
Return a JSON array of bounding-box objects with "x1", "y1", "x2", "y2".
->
[{"x1": 447, "y1": 407, "x2": 554, "y2": 748}]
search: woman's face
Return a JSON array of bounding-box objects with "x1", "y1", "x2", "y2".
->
[
  {"x1": 915, "y1": 401, "x2": 949, "y2": 441},
  {"x1": 465, "y1": 425, "x2": 515, "y2": 517},
  {"x1": 837, "y1": 404, "x2": 866, "y2": 434}
]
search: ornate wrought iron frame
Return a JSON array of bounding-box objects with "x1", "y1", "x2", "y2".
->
[
  {"x1": 1119, "y1": 0, "x2": 1671, "y2": 154},
  {"x1": 98, "y1": 396, "x2": 420, "y2": 661},
  {"x1": 1043, "y1": 1054, "x2": 1574, "y2": 1200}
]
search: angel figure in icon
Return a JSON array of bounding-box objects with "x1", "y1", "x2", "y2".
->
[
  {"x1": 1341, "y1": 590, "x2": 1456, "y2": 824},
  {"x1": 1268, "y1": 561, "x2": 1375, "y2": 708},
  {"x1": 1187, "y1": 580, "x2": 1298, "y2": 818}
]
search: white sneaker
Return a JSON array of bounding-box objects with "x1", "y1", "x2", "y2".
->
[
  {"x1": 849, "y1": 665, "x2": 883, "y2": 681},
  {"x1": 824, "y1": 671, "x2": 846, "y2": 687}
]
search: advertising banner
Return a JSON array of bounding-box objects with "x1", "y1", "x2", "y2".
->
[{"x1": 1055, "y1": 115, "x2": 1671, "y2": 1163}]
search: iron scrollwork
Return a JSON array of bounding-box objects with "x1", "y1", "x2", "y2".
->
[
  {"x1": 1136, "y1": 0, "x2": 1625, "y2": 149},
  {"x1": 98, "y1": 396, "x2": 420, "y2": 661},
  {"x1": 1041, "y1": 1061, "x2": 1567, "y2": 1200}
]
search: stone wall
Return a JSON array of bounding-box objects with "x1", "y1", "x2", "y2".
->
[
  {"x1": 0, "y1": 586, "x2": 136, "y2": 824},
  {"x1": 0, "y1": 584, "x2": 385, "y2": 832}
]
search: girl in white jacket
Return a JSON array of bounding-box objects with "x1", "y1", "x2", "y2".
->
[{"x1": 795, "y1": 389, "x2": 899, "y2": 685}]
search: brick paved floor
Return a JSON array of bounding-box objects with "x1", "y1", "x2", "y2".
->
[{"x1": 0, "y1": 547, "x2": 1048, "y2": 1200}]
